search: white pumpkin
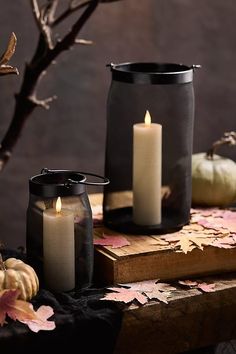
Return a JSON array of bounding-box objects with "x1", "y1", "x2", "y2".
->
[
  {"x1": 192, "y1": 152, "x2": 236, "y2": 207},
  {"x1": 0, "y1": 257, "x2": 39, "y2": 300}
]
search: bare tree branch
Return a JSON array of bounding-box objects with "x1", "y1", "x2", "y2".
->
[
  {"x1": 52, "y1": 0, "x2": 92, "y2": 27},
  {"x1": 29, "y1": 94, "x2": 57, "y2": 109},
  {"x1": 0, "y1": 0, "x2": 100, "y2": 170},
  {"x1": 47, "y1": 0, "x2": 59, "y2": 24},
  {"x1": 31, "y1": 0, "x2": 54, "y2": 49},
  {"x1": 75, "y1": 38, "x2": 93, "y2": 45}
]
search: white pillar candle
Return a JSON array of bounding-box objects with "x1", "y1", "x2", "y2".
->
[
  {"x1": 43, "y1": 197, "x2": 75, "y2": 292},
  {"x1": 133, "y1": 110, "x2": 162, "y2": 225}
]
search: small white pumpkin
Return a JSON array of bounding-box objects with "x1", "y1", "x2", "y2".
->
[
  {"x1": 0, "y1": 257, "x2": 39, "y2": 300},
  {"x1": 192, "y1": 153, "x2": 236, "y2": 206},
  {"x1": 192, "y1": 132, "x2": 236, "y2": 207}
]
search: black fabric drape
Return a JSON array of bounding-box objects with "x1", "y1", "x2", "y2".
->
[{"x1": 0, "y1": 250, "x2": 123, "y2": 354}]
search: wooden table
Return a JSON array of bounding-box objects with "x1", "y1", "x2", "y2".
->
[
  {"x1": 114, "y1": 273, "x2": 236, "y2": 354},
  {"x1": 89, "y1": 194, "x2": 236, "y2": 353}
]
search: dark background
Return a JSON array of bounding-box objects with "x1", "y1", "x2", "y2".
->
[{"x1": 0, "y1": 0, "x2": 235, "y2": 249}]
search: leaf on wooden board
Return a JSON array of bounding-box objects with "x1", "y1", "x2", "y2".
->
[
  {"x1": 145, "y1": 289, "x2": 169, "y2": 304},
  {"x1": 121, "y1": 279, "x2": 176, "y2": 292},
  {"x1": 0, "y1": 289, "x2": 37, "y2": 326},
  {"x1": 158, "y1": 208, "x2": 236, "y2": 253},
  {"x1": 101, "y1": 287, "x2": 148, "y2": 305},
  {"x1": 178, "y1": 280, "x2": 198, "y2": 287},
  {"x1": 120, "y1": 279, "x2": 159, "y2": 292},
  {"x1": 120, "y1": 280, "x2": 177, "y2": 304},
  {"x1": 194, "y1": 209, "x2": 236, "y2": 234},
  {"x1": 178, "y1": 280, "x2": 216, "y2": 293},
  {"x1": 197, "y1": 282, "x2": 216, "y2": 293},
  {"x1": 20, "y1": 305, "x2": 55, "y2": 333},
  {"x1": 94, "y1": 233, "x2": 131, "y2": 248}
]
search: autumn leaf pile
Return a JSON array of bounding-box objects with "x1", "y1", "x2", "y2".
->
[
  {"x1": 101, "y1": 279, "x2": 216, "y2": 305},
  {"x1": 156, "y1": 208, "x2": 236, "y2": 254}
]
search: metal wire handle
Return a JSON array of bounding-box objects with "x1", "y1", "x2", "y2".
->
[{"x1": 41, "y1": 168, "x2": 109, "y2": 186}]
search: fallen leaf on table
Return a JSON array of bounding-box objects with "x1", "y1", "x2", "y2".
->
[
  {"x1": 94, "y1": 233, "x2": 131, "y2": 248},
  {"x1": 175, "y1": 235, "x2": 194, "y2": 254},
  {"x1": 197, "y1": 282, "x2": 216, "y2": 293},
  {"x1": 178, "y1": 280, "x2": 216, "y2": 293},
  {"x1": 157, "y1": 208, "x2": 236, "y2": 253},
  {"x1": 144, "y1": 289, "x2": 169, "y2": 303},
  {"x1": 101, "y1": 287, "x2": 147, "y2": 305},
  {"x1": 121, "y1": 279, "x2": 176, "y2": 292},
  {"x1": 120, "y1": 280, "x2": 177, "y2": 304},
  {"x1": 0, "y1": 289, "x2": 37, "y2": 326},
  {"x1": 20, "y1": 305, "x2": 55, "y2": 332},
  {"x1": 178, "y1": 280, "x2": 198, "y2": 287}
]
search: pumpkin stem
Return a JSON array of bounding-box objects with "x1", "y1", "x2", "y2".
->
[
  {"x1": 0, "y1": 253, "x2": 6, "y2": 271},
  {"x1": 206, "y1": 131, "x2": 236, "y2": 159}
]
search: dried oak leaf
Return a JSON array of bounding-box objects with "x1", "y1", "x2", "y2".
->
[
  {"x1": 101, "y1": 287, "x2": 147, "y2": 305},
  {"x1": 20, "y1": 305, "x2": 55, "y2": 333},
  {"x1": 0, "y1": 32, "x2": 19, "y2": 76},
  {"x1": 0, "y1": 289, "x2": 37, "y2": 326},
  {"x1": 94, "y1": 233, "x2": 131, "y2": 248}
]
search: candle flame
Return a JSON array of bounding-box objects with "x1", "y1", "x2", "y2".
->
[
  {"x1": 144, "y1": 110, "x2": 151, "y2": 125},
  {"x1": 56, "y1": 197, "x2": 62, "y2": 213}
]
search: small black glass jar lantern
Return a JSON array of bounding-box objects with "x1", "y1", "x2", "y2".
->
[
  {"x1": 26, "y1": 168, "x2": 109, "y2": 292},
  {"x1": 103, "y1": 62, "x2": 199, "y2": 234}
]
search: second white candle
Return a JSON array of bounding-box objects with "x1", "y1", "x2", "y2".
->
[
  {"x1": 43, "y1": 197, "x2": 75, "y2": 292},
  {"x1": 133, "y1": 110, "x2": 162, "y2": 225}
]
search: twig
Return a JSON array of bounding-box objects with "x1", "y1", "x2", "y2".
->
[
  {"x1": 52, "y1": 0, "x2": 92, "y2": 27},
  {"x1": 0, "y1": 0, "x2": 100, "y2": 171},
  {"x1": 207, "y1": 131, "x2": 236, "y2": 159}
]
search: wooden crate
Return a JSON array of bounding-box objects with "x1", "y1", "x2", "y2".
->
[
  {"x1": 93, "y1": 226, "x2": 236, "y2": 285},
  {"x1": 90, "y1": 194, "x2": 236, "y2": 285}
]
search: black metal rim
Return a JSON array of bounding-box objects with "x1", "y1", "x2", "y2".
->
[
  {"x1": 108, "y1": 62, "x2": 195, "y2": 84},
  {"x1": 29, "y1": 169, "x2": 109, "y2": 197}
]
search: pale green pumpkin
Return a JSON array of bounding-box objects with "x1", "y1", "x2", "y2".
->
[{"x1": 192, "y1": 153, "x2": 236, "y2": 206}]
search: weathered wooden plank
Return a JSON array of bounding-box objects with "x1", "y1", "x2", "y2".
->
[
  {"x1": 94, "y1": 243, "x2": 236, "y2": 284},
  {"x1": 114, "y1": 274, "x2": 236, "y2": 354},
  {"x1": 94, "y1": 226, "x2": 166, "y2": 257}
]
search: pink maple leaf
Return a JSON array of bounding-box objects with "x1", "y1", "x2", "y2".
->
[
  {"x1": 120, "y1": 280, "x2": 176, "y2": 304},
  {"x1": 0, "y1": 289, "x2": 38, "y2": 326},
  {"x1": 197, "y1": 282, "x2": 216, "y2": 293},
  {"x1": 121, "y1": 279, "x2": 176, "y2": 293},
  {"x1": 101, "y1": 287, "x2": 147, "y2": 305},
  {"x1": 178, "y1": 280, "x2": 216, "y2": 293},
  {"x1": 94, "y1": 233, "x2": 131, "y2": 248},
  {"x1": 20, "y1": 305, "x2": 55, "y2": 333}
]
